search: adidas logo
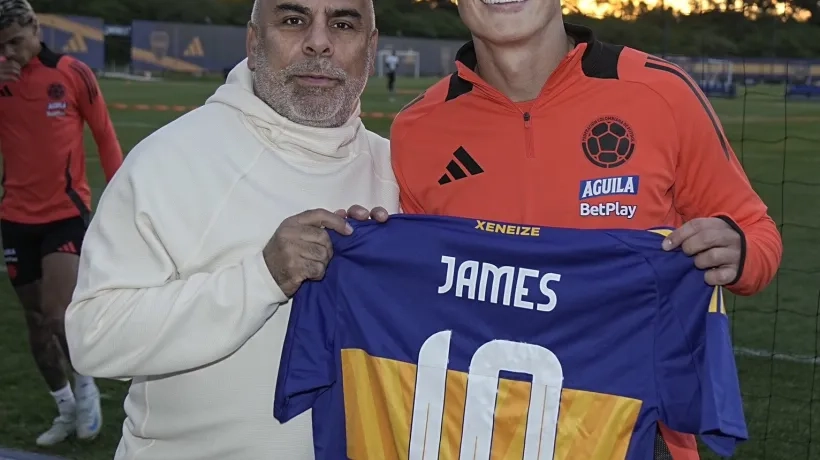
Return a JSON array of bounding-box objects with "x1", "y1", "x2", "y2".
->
[
  {"x1": 183, "y1": 37, "x2": 205, "y2": 57},
  {"x1": 438, "y1": 146, "x2": 484, "y2": 185},
  {"x1": 62, "y1": 33, "x2": 88, "y2": 53},
  {"x1": 0, "y1": 86, "x2": 11, "y2": 97},
  {"x1": 57, "y1": 241, "x2": 78, "y2": 254}
]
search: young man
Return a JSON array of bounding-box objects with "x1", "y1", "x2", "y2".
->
[
  {"x1": 64, "y1": 0, "x2": 396, "y2": 458},
  {"x1": 390, "y1": 0, "x2": 782, "y2": 458},
  {"x1": 0, "y1": 0, "x2": 122, "y2": 446}
]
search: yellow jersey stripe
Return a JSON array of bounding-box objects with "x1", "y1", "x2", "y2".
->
[{"x1": 341, "y1": 349, "x2": 643, "y2": 459}]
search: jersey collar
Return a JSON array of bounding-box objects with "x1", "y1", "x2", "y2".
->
[
  {"x1": 37, "y1": 43, "x2": 59, "y2": 61},
  {"x1": 25, "y1": 42, "x2": 58, "y2": 69},
  {"x1": 453, "y1": 23, "x2": 599, "y2": 101}
]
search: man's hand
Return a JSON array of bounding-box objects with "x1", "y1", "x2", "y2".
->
[
  {"x1": 662, "y1": 217, "x2": 742, "y2": 286},
  {"x1": 0, "y1": 58, "x2": 21, "y2": 82},
  {"x1": 334, "y1": 204, "x2": 389, "y2": 223},
  {"x1": 263, "y1": 209, "x2": 353, "y2": 297}
]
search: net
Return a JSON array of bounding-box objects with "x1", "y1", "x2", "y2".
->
[
  {"x1": 711, "y1": 58, "x2": 820, "y2": 459},
  {"x1": 657, "y1": 9, "x2": 820, "y2": 458}
]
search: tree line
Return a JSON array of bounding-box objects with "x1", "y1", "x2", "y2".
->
[{"x1": 32, "y1": 0, "x2": 820, "y2": 58}]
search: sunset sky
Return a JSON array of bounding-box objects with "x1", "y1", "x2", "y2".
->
[
  {"x1": 570, "y1": 0, "x2": 806, "y2": 17},
  {"x1": 431, "y1": 0, "x2": 810, "y2": 19}
]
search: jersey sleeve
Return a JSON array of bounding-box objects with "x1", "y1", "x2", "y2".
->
[
  {"x1": 652, "y1": 250, "x2": 748, "y2": 457},
  {"x1": 67, "y1": 59, "x2": 123, "y2": 182},
  {"x1": 651, "y1": 60, "x2": 781, "y2": 296},
  {"x1": 273, "y1": 275, "x2": 338, "y2": 423}
]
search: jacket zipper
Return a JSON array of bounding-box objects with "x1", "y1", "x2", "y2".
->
[
  {"x1": 523, "y1": 112, "x2": 535, "y2": 158},
  {"x1": 474, "y1": 83, "x2": 536, "y2": 158}
]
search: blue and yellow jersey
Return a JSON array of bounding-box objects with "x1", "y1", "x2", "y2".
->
[{"x1": 274, "y1": 215, "x2": 747, "y2": 460}]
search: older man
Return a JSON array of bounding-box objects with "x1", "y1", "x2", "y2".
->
[
  {"x1": 390, "y1": 0, "x2": 781, "y2": 458},
  {"x1": 64, "y1": 0, "x2": 396, "y2": 459}
]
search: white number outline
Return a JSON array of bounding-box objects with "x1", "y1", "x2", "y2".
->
[{"x1": 408, "y1": 330, "x2": 564, "y2": 460}]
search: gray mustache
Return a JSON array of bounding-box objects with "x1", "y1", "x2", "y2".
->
[{"x1": 286, "y1": 60, "x2": 346, "y2": 80}]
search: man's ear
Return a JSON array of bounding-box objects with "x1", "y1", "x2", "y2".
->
[
  {"x1": 246, "y1": 22, "x2": 258, "y2": 70},
  {"x1": 369, "y1": 29, "x2": 379, "y2": 76}
]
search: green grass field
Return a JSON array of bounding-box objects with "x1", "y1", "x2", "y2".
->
[{"x1": 0, "y1": 76, "x2": 817, "y2": 460}]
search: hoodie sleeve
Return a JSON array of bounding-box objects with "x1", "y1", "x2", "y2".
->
[{"x1": 65, "y1": 134, "x2": 289, "y2": 378}]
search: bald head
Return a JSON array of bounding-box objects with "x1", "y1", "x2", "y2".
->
[
  {"x1": 251, "y1": 0, "x2": 375, "y2": 31},
  {"x1": 246, "y1": 0, "x2": 378, "y2": 127}
]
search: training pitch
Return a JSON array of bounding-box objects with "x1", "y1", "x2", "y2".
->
[{"x1": 0, "y1": 77, "x2": 817, "y2": 460}]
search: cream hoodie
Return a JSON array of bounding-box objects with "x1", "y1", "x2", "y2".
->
[{"x1": 65, "y1": 59, "x2": 398, "y2": 460}]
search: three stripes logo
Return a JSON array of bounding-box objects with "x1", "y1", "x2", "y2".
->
[
  {"x1": 438, "y1": 146, "x2": 484, "y2": 185},
  {"x1": 183, "y1": 37, "x2": 205, "y2": 57},
  {"x1": 643, "y1": 55, "x2": 731, "y2": 160},
  {"x1": 0, "y1": 86, "x2": 11, "y2": 97},
  {"x1": 57, "y1": 242, "x2": 78, "y2": 254},
  {"x1": 62, "y1": 33, "x2": 88, "y2": 53}
]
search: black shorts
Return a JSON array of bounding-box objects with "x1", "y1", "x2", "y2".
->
[
  {"x1": 387, "y1": 71, "x2": 396, "y2": 89},
  {"x1": 1, "y1": 216, "x2": 87, "y2": 286}
]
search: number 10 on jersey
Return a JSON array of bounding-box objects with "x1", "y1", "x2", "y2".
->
[{"x1": 408, "y1": 331, "x2": 564, "y2": 459}]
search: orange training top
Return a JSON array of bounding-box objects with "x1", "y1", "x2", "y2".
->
[
  {"x1": 391, "y1": 23, "x2": 782, "y2": 300},
  {"x1": 0, "y1": 43, "x2": 122, "y2": 224}
]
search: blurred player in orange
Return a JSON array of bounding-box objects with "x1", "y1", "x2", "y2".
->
[{"x1": 0, "y1": 0, "x2": 122, "y2": 446}]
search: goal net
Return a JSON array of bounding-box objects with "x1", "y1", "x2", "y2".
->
[
  {"x1": 697, "y1": 58, "x2": 736, "y2": 97},
  {"x1": 377, "y1": 49, "x2": 421, "y2": 79},
  {"x1": 663, "y1": 32, "x2": 819, "y2": 459},
  {"x1": 709, "y1": 55, "x2": 819, "y2": 458},
  {"x1": 700, "y1": 58, "x2": 734, "y2": 86}
]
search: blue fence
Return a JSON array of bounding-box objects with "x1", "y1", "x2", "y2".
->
[
  {"x1": 129, "y1": 20, "x2": 246, "y2": 73},
  {"x1": 126, "y1": 19, "x2": 820, "y2": 80},
  {"x1": 37, "y1": 14, "x2": 104, "y2": 70},
  {"x1": 666, "y1": 56, "x2": 820, "y2": 83},
  {"x1": 29, "y1": 16, "x2": 820, "y2": 82}
]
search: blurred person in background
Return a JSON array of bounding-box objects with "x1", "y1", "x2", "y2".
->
[
  {"x1": 390, "y1": 0, "x2": 782, "y2": 459},
  {"x1": 384, "y1": 48, "x2": 398, "y2": 101},
  {"x1": 0, "y1": 0, "x2": 122, "y2": 447},
  {"x1": 64, "y1": 0, "x2": 396, "y2": 459}
]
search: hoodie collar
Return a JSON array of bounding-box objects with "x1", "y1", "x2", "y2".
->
[{"x1": 205, "y1": 59, "x2": 363, "y2": 160}]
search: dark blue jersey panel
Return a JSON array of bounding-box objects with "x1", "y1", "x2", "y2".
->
[{"x1": 274, "y1": 214, "x2": 747, "y2": 459}]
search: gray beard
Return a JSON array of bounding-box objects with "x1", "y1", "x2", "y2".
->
[{"x1": 251, "y1": 43, "x2": 373, "y2": 128}]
